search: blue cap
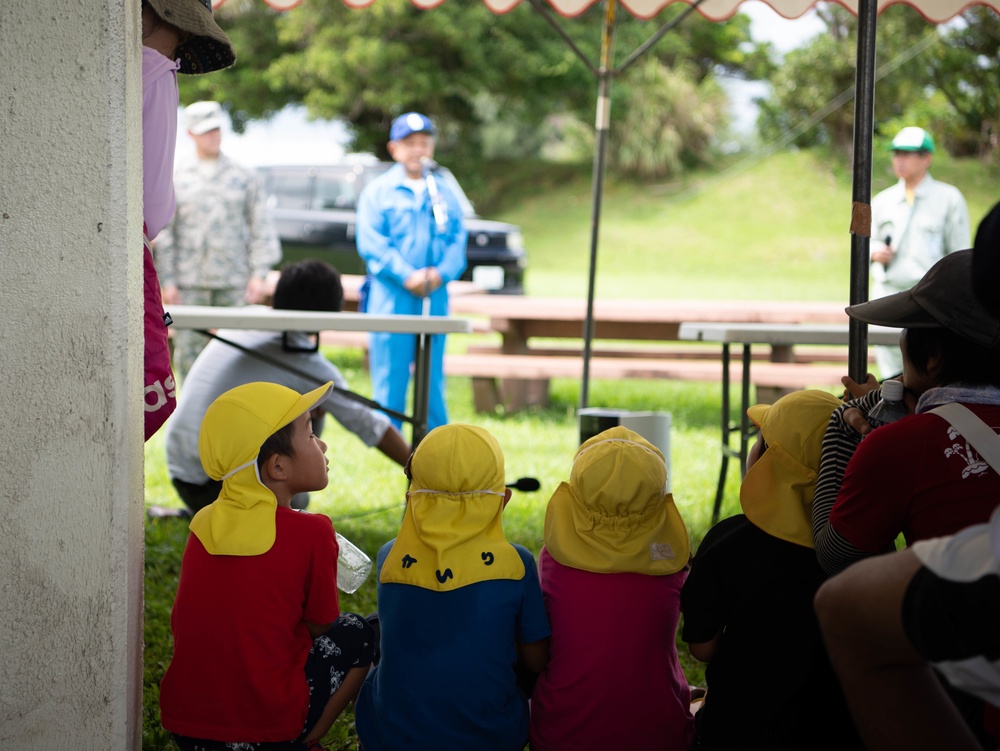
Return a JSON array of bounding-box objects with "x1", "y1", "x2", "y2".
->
[{"x1": 390, "y1": 112, "x2": 437, "y2": 142}]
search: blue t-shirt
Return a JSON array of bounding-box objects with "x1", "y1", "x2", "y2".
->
[{"x1": 355, "y1": 541, "x2": 550, "y2": 751}]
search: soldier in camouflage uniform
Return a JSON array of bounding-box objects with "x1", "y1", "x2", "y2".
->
[{"x1": 156, "y1": 100, "x2": 281, "y2": 378}]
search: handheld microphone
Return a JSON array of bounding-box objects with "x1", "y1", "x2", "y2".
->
[
  {"x1": 506, "y1": 477, "x2": 541, "y2": 492},
  {"x1": 421, "y1": 157, "x2": 448, "y2": 234}
]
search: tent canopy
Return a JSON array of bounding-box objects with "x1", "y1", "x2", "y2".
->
[{"x1": 334, "y1": 0, "x2": 991, "y2": 24}]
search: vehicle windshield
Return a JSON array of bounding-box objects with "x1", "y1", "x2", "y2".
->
[{"x1": 265, "y1": 162, "x2": 478, "y2": 218}]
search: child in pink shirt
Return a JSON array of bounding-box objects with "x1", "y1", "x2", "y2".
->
[{"x1": 530, "y1": 426, "x2": 694, "y2": 751}]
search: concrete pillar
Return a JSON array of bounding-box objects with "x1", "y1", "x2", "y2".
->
[{"x1": 0, "y1": 0, "x2": 144, "y2": 747}]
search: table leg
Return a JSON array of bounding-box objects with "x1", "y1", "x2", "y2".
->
[
  {"x1": 712, "y1": 343, "x2": 732, "y2": 525},
  {"x1": 740, "y1": 343, "x2": 752, "y2": 476},
  {"x1": 412, "y1": 333, "x2": 431, "y2": 447}
]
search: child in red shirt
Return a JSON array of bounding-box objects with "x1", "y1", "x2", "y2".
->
[{"x1": 159, "y1": 381, "x2": 375, "y2": 750}]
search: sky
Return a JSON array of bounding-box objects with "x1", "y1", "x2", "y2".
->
[
  {"x1": 741, "y1": 1, "x2": 825, "y2": 53},
  {"x1": 177, "y1": 2, "x2": 827, "y2": 166},
  {"x1": 722, "y1": 2, "x2": 827, "y2": 135}
]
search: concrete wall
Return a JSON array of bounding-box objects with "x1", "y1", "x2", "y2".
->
[{"x1": 0, "y1": 0, "x2": 145, "y2": 747}]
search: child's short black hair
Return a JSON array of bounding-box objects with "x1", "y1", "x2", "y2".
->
[
  {"x1": 273, "y1": 259, "x2": 343, "y2": 313},
  {"x1": 257, "y1": 420, "x2": 297, "y2": 470},
  {"x1": 905, "y1": 328, "x2": 1000, "y2": 386}
]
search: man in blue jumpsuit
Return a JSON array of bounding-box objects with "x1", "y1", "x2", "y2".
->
[{"x1": 356, "y1": 112, "x2": 467, "y2": 432}]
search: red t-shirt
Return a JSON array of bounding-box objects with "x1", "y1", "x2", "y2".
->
[
  {"x1": 160, "y1": 507, "x2": 340, "y2": 742},
  {"x1": 831, "y1": 404, "x2": 1000, "y2": 553}
]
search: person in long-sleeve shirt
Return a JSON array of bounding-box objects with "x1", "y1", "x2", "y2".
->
[{"x1": 155, "y1": 100, "x2": 281, "y2": 378}]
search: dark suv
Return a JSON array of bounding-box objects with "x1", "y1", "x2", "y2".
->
[{"x1": 260, "y1": 161, "x2": 526, "y2": 294}]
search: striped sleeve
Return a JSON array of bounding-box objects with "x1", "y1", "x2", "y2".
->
[{"x1": 813, "y1": 389, "x2": 883, "y2": 574}]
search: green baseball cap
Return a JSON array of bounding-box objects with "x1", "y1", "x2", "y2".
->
[{"x1": 890, "y1": 126, "x2": 935, "y2": 154}]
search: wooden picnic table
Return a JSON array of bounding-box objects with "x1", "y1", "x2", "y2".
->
[
  {"x1": 445, "y1": 294, "x2": 851, "y2": 351},
  {"x1": 441, "y1": 293, "x2": 854, "y2": 411},
  {"x1": 334, "y1": 275, "x2": 864, "y2": 413}
]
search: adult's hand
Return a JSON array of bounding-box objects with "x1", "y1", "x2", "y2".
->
[
  {"x1": 245, "y1": 276, "x2": 269, "y2": 304},
  {"x1": 161, "y1": 284, "x2": 180, "y2": 305},
  {"x1": 871, "y1": 244, "x2": 896, "y2": 266},
  {"x1": 403, "y1": 267, "x2": 442, "y2": 296}
]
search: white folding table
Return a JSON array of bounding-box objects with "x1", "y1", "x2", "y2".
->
[
  {"x1": 167, "y1": 304, "x2": 473, "y2": 446},
  {"x1": 679, "y1": 322, "x2": 902, "y2": 522}
]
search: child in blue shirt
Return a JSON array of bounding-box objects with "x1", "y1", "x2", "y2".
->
[{"x1": 355, "y1": 423, "x2": 550, "y2": 751}]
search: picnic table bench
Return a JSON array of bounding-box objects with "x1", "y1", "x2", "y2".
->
[
  {"x1": 444, "y1": 351, "x2": 856, "y2": 412},
  {"x1": 321, "y1": 276, "x2": 874, "y2": 412}
]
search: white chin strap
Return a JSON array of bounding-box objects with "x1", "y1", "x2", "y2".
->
[{"x1": 220, "y1": 458, "x2": 257, "y2": 482}]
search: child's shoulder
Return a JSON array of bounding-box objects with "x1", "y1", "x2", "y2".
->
[
  {"x1": 700, "y1": 514, "x2": 752, "y2": 549},
  {"x1": 509, "y1": 542, "x2": 539, "y2": 566},
  {"x1": 275, "y1": 507, "x2": 334, "y2": 537}
]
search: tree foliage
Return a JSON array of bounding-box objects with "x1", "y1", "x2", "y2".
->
[
  {"x1": 178, "y1": 0, "x2": 768, "y2": 185},
  {"x1": 755, "y1": 4, "x2": 999, "y2": 158},
  {"x1": 929, "y1": 8, "x2": 1000, "y2": 157},
  {"x1": 609, "y1": 60, "x2": 728, "y2": 178}
]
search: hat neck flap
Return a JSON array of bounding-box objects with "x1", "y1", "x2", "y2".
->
[
  {"x1": 189, "y1": 460, "x2": 278, "y2": 557},
  {"x1": 545, "y1": 482, "x2": 689, "y2": 575},
  {"x1": 380, "y1": 488, "x2": 524, "y2": 591}
]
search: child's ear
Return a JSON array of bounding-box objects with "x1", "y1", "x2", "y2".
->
[
  {"x1": 502, "y1": 487, "x2": 512, "y2": 508},
  {"x1": 262, "y1": 453, "x2": 288, "y2": 483}
]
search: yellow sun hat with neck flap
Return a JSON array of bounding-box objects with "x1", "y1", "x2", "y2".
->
[
  {"x1": 545, "y1": 426, "x2": 689, "y2": 575},
  {"x1": 381, "y1": 423, "x2": 525, "y2": 591},
  {"x1": 741, "y1": 389, "x2": 842, "y2": 548},
  {"x1": 189, "y1": 380, "x2": 332, "y2": 557}
]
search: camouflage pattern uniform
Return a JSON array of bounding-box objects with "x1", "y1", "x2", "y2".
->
[{"x1": 155, "y1": 154, "x2": 281, "y2": 377}]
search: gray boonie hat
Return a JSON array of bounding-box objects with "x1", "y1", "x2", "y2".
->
[{"x1": 847, "y1": 250, "x2": 1000, "y2": 350}]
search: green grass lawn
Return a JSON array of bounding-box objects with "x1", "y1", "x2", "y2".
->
[
  {"x1": 143, "y1": 147, "x2": 998, "y2": 749},
  {"x1": 493, "y1": 148, "x2": 999, "y2": 300}
]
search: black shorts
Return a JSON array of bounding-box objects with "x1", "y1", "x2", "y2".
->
[{"x1": 903, "y1": 565, "x2": 1000, "y2": 663}]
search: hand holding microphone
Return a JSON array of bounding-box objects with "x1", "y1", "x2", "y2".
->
[{"x1": 872, "y1": 234, "x2": 895, "y2": 267}]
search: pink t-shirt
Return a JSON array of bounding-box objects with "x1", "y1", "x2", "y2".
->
[
  {"x1": 530, "y1": 548, "x2": 694, "y2": 751},
  {"x1": 141, "y1": 46, "x2": 179, "y2": 239}
]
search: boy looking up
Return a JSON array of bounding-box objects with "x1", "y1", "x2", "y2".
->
[
  {"x1": 165, "y1": 259, "x2": 410, "y2": 514},
  {"x1": 160, "y1": 381, "x2": 375, "y2": 750}
]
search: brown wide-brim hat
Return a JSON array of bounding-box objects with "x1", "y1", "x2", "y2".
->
[
  {"x1": 147, "y1": 0, "x2": 236, "y2": 75},
  {"x1": 847, "y1": 250, "x2": 1000, "y2": 350}
]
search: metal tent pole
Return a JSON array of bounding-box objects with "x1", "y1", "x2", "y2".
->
[
  {"x1": 848, "y1": 0, "x2": 879, "y2": 382},
  {"x1": 580, "y1": 0, "x2": 618, "y2": 409}
]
